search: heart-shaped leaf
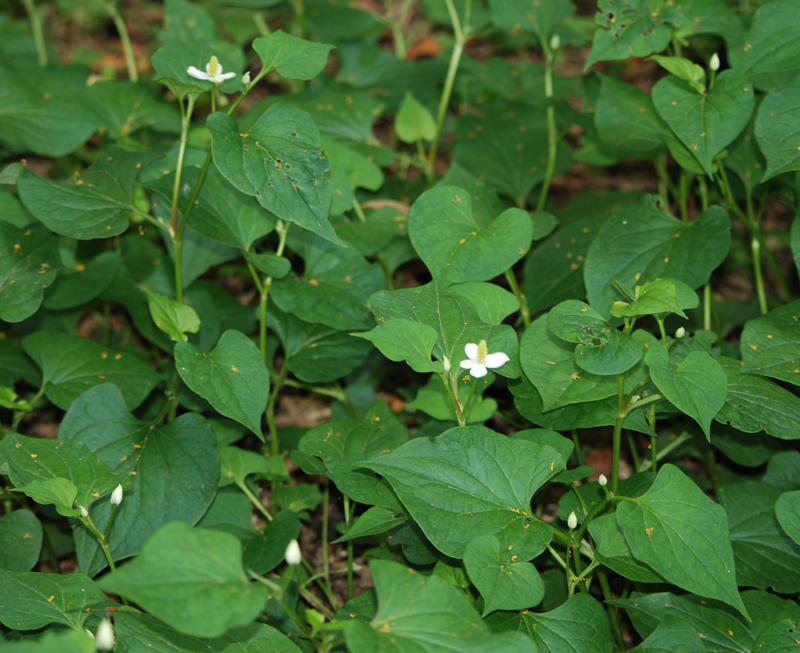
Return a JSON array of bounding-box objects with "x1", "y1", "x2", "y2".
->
[
  {"x1": 252, "y1": 31, "x2": 334, "y2": 80},
  {"x1": 354, "y1": 319, "x2": 443, "y2": 374},
  {"x1": 740, "y1": 299, "x2": 800, "y2": 386},
  {"x1": 409, "y1": 185, "x2": 532, "y2": 284},
  {"x1": 0, "y1": 510, "x2": 42, "y2": 572},
  {"x1": 144, "y1": 288, "x2": 201, "y2": 343},
  {"x1": 776, "y1": 491, "x2": 800, "y2": 547},
  {"x1": 754, "y1": 77, "x2": 800, "y2": 181}
]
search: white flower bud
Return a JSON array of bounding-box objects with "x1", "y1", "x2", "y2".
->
[
  {"x1": 598, "y1": 474, "x2": 608, "y2": 487},
  {"x1": 110, "y1": 484, "x2": 123, "y2": 507},
  {"x1": 567, "y1": 511, "x2": 578, "y2": 530},
  {"x1": 79, "y1": 505, "x2": 89, "y2": 519},
  {"x1": 443, "y1": 356, "x2": 451, "y2": 373},
  {"x1": 709, "y1": 53, "x2": 720, "y2": 72},
  {"x1": 550, "y1": 34, "x2": 560, "y2": 51},
  {"x1": 285, "y1": 539, "x2": 301, "y2": 565},
  {"x1": 675, "y1": 327, "x2": 686, "y2": 339},
  {"x1": 242, "y1": 71, "x2": 251, "y2": 86},
  {"x1": 95, "y1": 619, "x2": 115, "y2": 650}
]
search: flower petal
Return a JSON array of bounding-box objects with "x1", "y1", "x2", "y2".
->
[
  {"x1": 484, "y1": 352, "x2": 510, "y2": 369},
  {"x1": 464, "y1": 342, "x2": 479, "y2": 359},
  {"x1": 187, "y1": 66, "x2": 210, "y2": 80},
  {"x1": 218, "y1": 72, "x2": 236, "y2": 80},
  {"x1": 460, "y1": 359, "x2": 477, "y2": 370},
  {"x1": 470, "y1": 364, "x2": 488, "y2": 378}
]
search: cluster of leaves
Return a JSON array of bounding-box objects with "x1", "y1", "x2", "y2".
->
[{"x1": 2, "y1": 0, "x2": 800, "y2": 651}]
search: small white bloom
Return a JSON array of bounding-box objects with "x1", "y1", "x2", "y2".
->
[
  {"x1": 79, "y1": 505, "x2": 89, "y2": 519},
  {"x1": 567, "y1": 511, "x2": 578, "y2": 530},
  {"x1": 598, "y1": 474, "x2": 608, "y2": 487},
  {"x1": 675, "y1": 327, "x2": 686, "y2": 339},
  {"x1": 241, "y1": 71, "x2": 251, "y2": 86},
  {"x1": 285, "y1": 539, "x2": 302, "y2": 566},
  {"x1": 187, "y1": 56, "x2": 236, "y2": 84},
  {"x1": 95, "y1": 619, "x2": 114, "y2": 650},
  {"x1": 110, "y1": 484, "x2": 123, "y2": 507},
  {"x1": 550, "y1": 34, "x2": 561, "y2": 51},
  {"x1": 709, "y1": 53, "x2": 720, "y2": 72},
  {"x1": 459, "y1": 340, "x2": 509, "y2": 378}
]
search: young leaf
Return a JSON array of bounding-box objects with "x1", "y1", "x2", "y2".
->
[
  {"x1": 252, "y1": 31, "x2": 334, "y2": 80},
  {"x1": 616, "y1": 464, "x2": 749, "y2": 618},
  {"x1": 407, "y1": 374, "x2": 497, "y2": 424},
  {"x1": 408, "y1": 185, "x2": 533, "y2": 284},
  {"x1": 144, "y1": 288, "x2": 201, "y2": 342},
  {"x1": 649, "y1": 55, "x2": 706, "y2": 92},
  {"x1": 609, "y1": 278, "x2": 699, "y2": 319},
  {"x1": 0, "y1": 223, "x2": 60, "y2": 322},
  {"x1": 175, "y1": 330, "x2": 269, "y2": 440},
  {"x1": 354, "y1": 319, "x2": 444, "y2": 373},
  {"x1": 740, "y1": 299, "x2": 800, "y2": 386},
  {"x1": 464, "y1": 534, "x2": 545, "y2": 616},
  {"x1": 208, "y1": 107, "x2": 342, "y2": 246},
  {"x1": 362, "y1": 426, "x2": 562, "y2": 559},
  {"x1": 645, "y1": 346, "x2": 726, "y2": 439},
  {"x1": 333, "y1": 506, "x2": 408, "y2": 543},
  {"x1": 652, "y1": 70, "x2": 754, "y2": 177},
  {"x1": 22, "y1": 330, "x2": 161, "y2": 411},
  {"x1": 99, "y1": 522, "x2": 268, "y2": 638},
  {"x1": 450, "y1": 282, "x2": 520, "y2": 325},
  {"x1": 395, "y1": 92, "x2": 436, "y2": 143}
]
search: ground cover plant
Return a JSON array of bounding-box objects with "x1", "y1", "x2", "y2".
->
[{"x1": 2, "y1": 0, "x2": 800, "y2": 650}]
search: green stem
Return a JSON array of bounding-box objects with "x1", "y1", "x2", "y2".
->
[
  {"x1": 80, "y1": 512, "x2": 118, "y2": 574},
  {"x1": 679, "y1": 170, "x2": 689, "y2": 222},
  {"x1": 706, "y1": 446, "x2": 721, "y2": 494},
  {"x1": 268, "y1": 363, "x2": 289, "y2": 457},
  {"x1": 353, "y1": 197, "x2": 394, "y2": 289},
  {"x1": 253, "y1": 11, "x2": 271, "y2": 37},
  {"x1": 239, "y1": 479, "x2": 273, "y2": 521},
  {"x1": 322, "y1": 481, "x2": 332, "y2": 598},
  {"x1": 536, "y1": 42, "x2": 558, "y2": 212},
  {"x1": 612, "y1": 374, "x2": 625, "y2": 495},
  {"x1": 42, "y1": 526, "x2": 61, "y2": 573},
  {"x1": 751, "y1": 234, "x2": 768, "y2": 315},
  {"x1": 597, "y1": 568, "x2": 626, "y2": 652},
  {"x1": 291, "y1": 0, "x2": 306, "y2": 39},
  {"x1": 703, "y1": 283, "x2": 712, "y2": 332},
  {"x1": 647, "y1": 403, "x2": 658, "y2": 474},
  {"x1": 639, "y1": 432, "x2": 691, "y2": 471},
  {"x1": 104, "y1": 0, "x2": 138, "y2": 82},
  {"x1": 343, "y1": 495, "x2": 355, "y2": 600},
  {"x1": 570, "y1": 430, "x2": 584, "y2": 466},
  {"x1": 22, "y1": 0, "x2": 47, "y2": 66},
  {"x1": 383, "y1": 0, "x2": 408, "y2": 59},
  {"x1": 170, "y1": 94, "x2": 197, "y2": 304},
  {"x1": 504, "y1": 268, "x2": 531, "y2": 328},
  {"x1": 626, "y1": 431, "x2": 641, "y2": 473}
]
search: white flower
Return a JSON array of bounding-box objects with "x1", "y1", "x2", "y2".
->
[
  {"x1": 598, "y1": 474, "x2": 608, "y2": 487},
  {"x1": 95, "y1": 619, "x2": 115, "y2": 650},
  {"x1": 459, "y1": 340, "x2": 509, "y2": 378},
  {"x1": 709, "y1": 53, "x2": 720, "y2": 72},
  {"x1": 567, "y1": 511, "x2": 578, "y2": 530},
  {"x1": 187, "y1": 56, "x2": 236, "y2": 84},
  {"x1": 110, "y1": 484, "x2": 123, "y2": 507},
  {"x1": 285, "y1": 539, "x2": 301, "y2": 565}
]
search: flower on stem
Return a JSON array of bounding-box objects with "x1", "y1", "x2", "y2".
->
[
  {"x1": 567, "y1": 511, "x2": 578, "y2": 530},
  {"x1": 95, "y1": 619, "x2": 115, "y2": 650},
  {"x1": 187, "y1": 56, "x2": 236, "y2": 84},
  {"x1": 110, "y1": 484, "x2": 123, "y2": 507},
  {"x1": 459, "y1": 340, "x2": 509, "y2": 378},
  {"x1": 709, "y1": 53, "x2": 720, "y2": 72},
  {"x1": 598, "y1": 474, "x2": 608, "y2": 487},
  {"x1": 79, "y1": 505, "x2": 89, "y2": 519},
  {"x1": 285, "y1": 539, "x2": 301, "y2": 566},
  {"x1": 674, "y1": 327, "x2": 686, "y2": 339}
]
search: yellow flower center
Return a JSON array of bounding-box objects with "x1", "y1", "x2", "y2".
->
[
  {"x1": 477, "y1": 340, "x2": 488, "y2": 363},
  {"x1": 208, "y1": 56, "x2": 220, "y2": 77}
]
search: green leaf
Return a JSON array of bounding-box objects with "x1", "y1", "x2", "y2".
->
[
  {"x1": 299, "y1": 401, "x2": 409, "y2": 506},
  {"x1": 86, "y1": 80, "x2": 181, "y2": 140},
  {"x1": 409, "y1": 186, "x2": 532, "y2": 284},
  {"x1": 354, "y1": 319, "x2": 443, "y2": 373},
  {"x1": 60, "y1": 384, "x2": 219, "y2": 576},
  {"x1": 162, "y1": 0, "x2": 217, "y2": 43},
  {"x1": 252, "y1": 31, "x2": 334, "y2": 80},
  {"x1": 176, "y1": 330, "x2": 269, "y2": 440},
  {"x1": 220, "y1": 447, "x2": 287, "y2": 488},
  {"x1": 616, "y1": 464, "x2": 748, "y2": 617},
  {"x1": 652, "y1": 70, "x2": 754, "y2": 177},
  {"x1": 208, "y1": 107, "x2": 342, "y2": 246},
  {"x1": 18, "y1": 151, "x2": 152, "y2": 240},
  {"x1": 99, "y1": 522, "x2": 268, "y2": 638},
  {"x1": 464, "y1": 534, "x2": 544, "y2": 616},
  {"x1": 719, "y1": 481, "x2": 800, "y2": 594},
  {"x1": 737, "y1": 0, "x2": 800, "y2": 91},
  {"x1": 43, "y1": 251, "x2": 122, "y2": 311},
  {"x1": 650, "y1": 55, "x2": 706, "y2": 92},
  {"x1": 630, "y1": 614, "x2": 709, "y2": 652},
  {"x1": 2, "y1": 628, "x2": 95, "y2": 652},
  {"x1": 406, "y1": 374, "x2": 497, "y2": 424},
  {"x1": 740, "y1": 300, "x2": 800, "y2": 386},
  {"x1": 0, "y1": 386, "x2": 32, "y2": 411},
  {"x1": 755, "y1": 77, "x2": 800, "y2": 182},
  {"x1": 334, "y1": 505, "x2": 408, "y2": 543},
  {"x1": 0, "y1": 432, "x2": 131, "y2": 516},
  {"x1": 488, "y1": 0, "x2": 575, "y2": 43},
  {"x1": 776, "y1": 491, "x2": 800, "y2": 547},
  {"x1": 362, "y1": 426, "x2": 562, "y2": 559},
  {"x1": 0, "y1": 509, "x2": 42, "y2": 572},
  {"x1": 521, "y1": 315, "x2": 619, "y2": 411},
  {"x1": 584, "y1": 197, "x2": 731, "y2": 316},
  {"x1": 0, "y1": 223, "x2": 60, "y2": 322},
  {"x1": 367, "y1": 279, "x2": 521, "y2": 379},
  {"x1": 244, "y1": 251, "x2": 291, "y2": 279},
  {"x1": 0, "y1": 569, "x2": 114, "y2": 630},
  {"x1": 22, "y1": 330, "x2": 161, "y2": 411},
  {"x1": 724, "y1": 112, "x2": 766, "y2": 193},
  {"x1": 548, "y1": 300, "x2": 642, "y2": 375},
  {"x1": 0, "y1": 62, "x2": 100, "y2": 157},
  {"x1": 752, "y1": 619, "x2": 800, "y2": 653},
  {"x1": 589, "y1": 513, "x2": 666, "y2": 583},
  {"x1": 609, "y1": 278, "x2": 699, "y2": 319},
  {"x1": 645, "y1": 346, "x2": 726, "y2": 439},
  {"x1": 450, "y1": 282, "x2": 520, "y2": 325},
  {"x1": 151, "y1": 41, "x2": 241, "y2": 98},
  {"x1": 114, "y1": 612, "x2": 303, "y2": 653},
  {"x1": 395, "y1": 92, "x2": 436, "y2": 143},
  {"x1": 144, "y1": 288, "x2": 201, "y2": 343},
  {"x1": 715, "y1": 357, "x2": 800, "y2": 440},
  {"x1": 344, "y1": 560, "x2": 537, "y2": 653},
  {"x1": 267, "y1": 304, "x2": 373, "y2": 383}
]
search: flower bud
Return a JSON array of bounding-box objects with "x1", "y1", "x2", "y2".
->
[
  {"x1": 110, "y1": 484, "x2": 123, "y2": 507},
  {"x1": 567, "y1": 511, "x2": 578, "y2": 530},
  {"x1": 709, "y1": 53, "x2": 720, "y2": 72},
  {"x1": 550, "y1": 34, "x2": 560, "y2": 51},
  {"x1": 95, "y1": 619, "x2": 115, "y2": 650},
  {"x1": 443, "y1": 356, "x2": 451, "y2": 373},
  {"x1": 598, "y1": 474, "x2": 608, "y2": 487},
  {"x1": 675, "y1": 327, "x2": 686, "y2": 339},
  {"x1": 79, "y1": 505, "x2": 89, "y2": 519},
  {"x1": 285, "y1": 539, "x2": 301, "y2": 565},
  {"x1": 242, "y1": 71, "x2": 251, "y2": 86}
]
